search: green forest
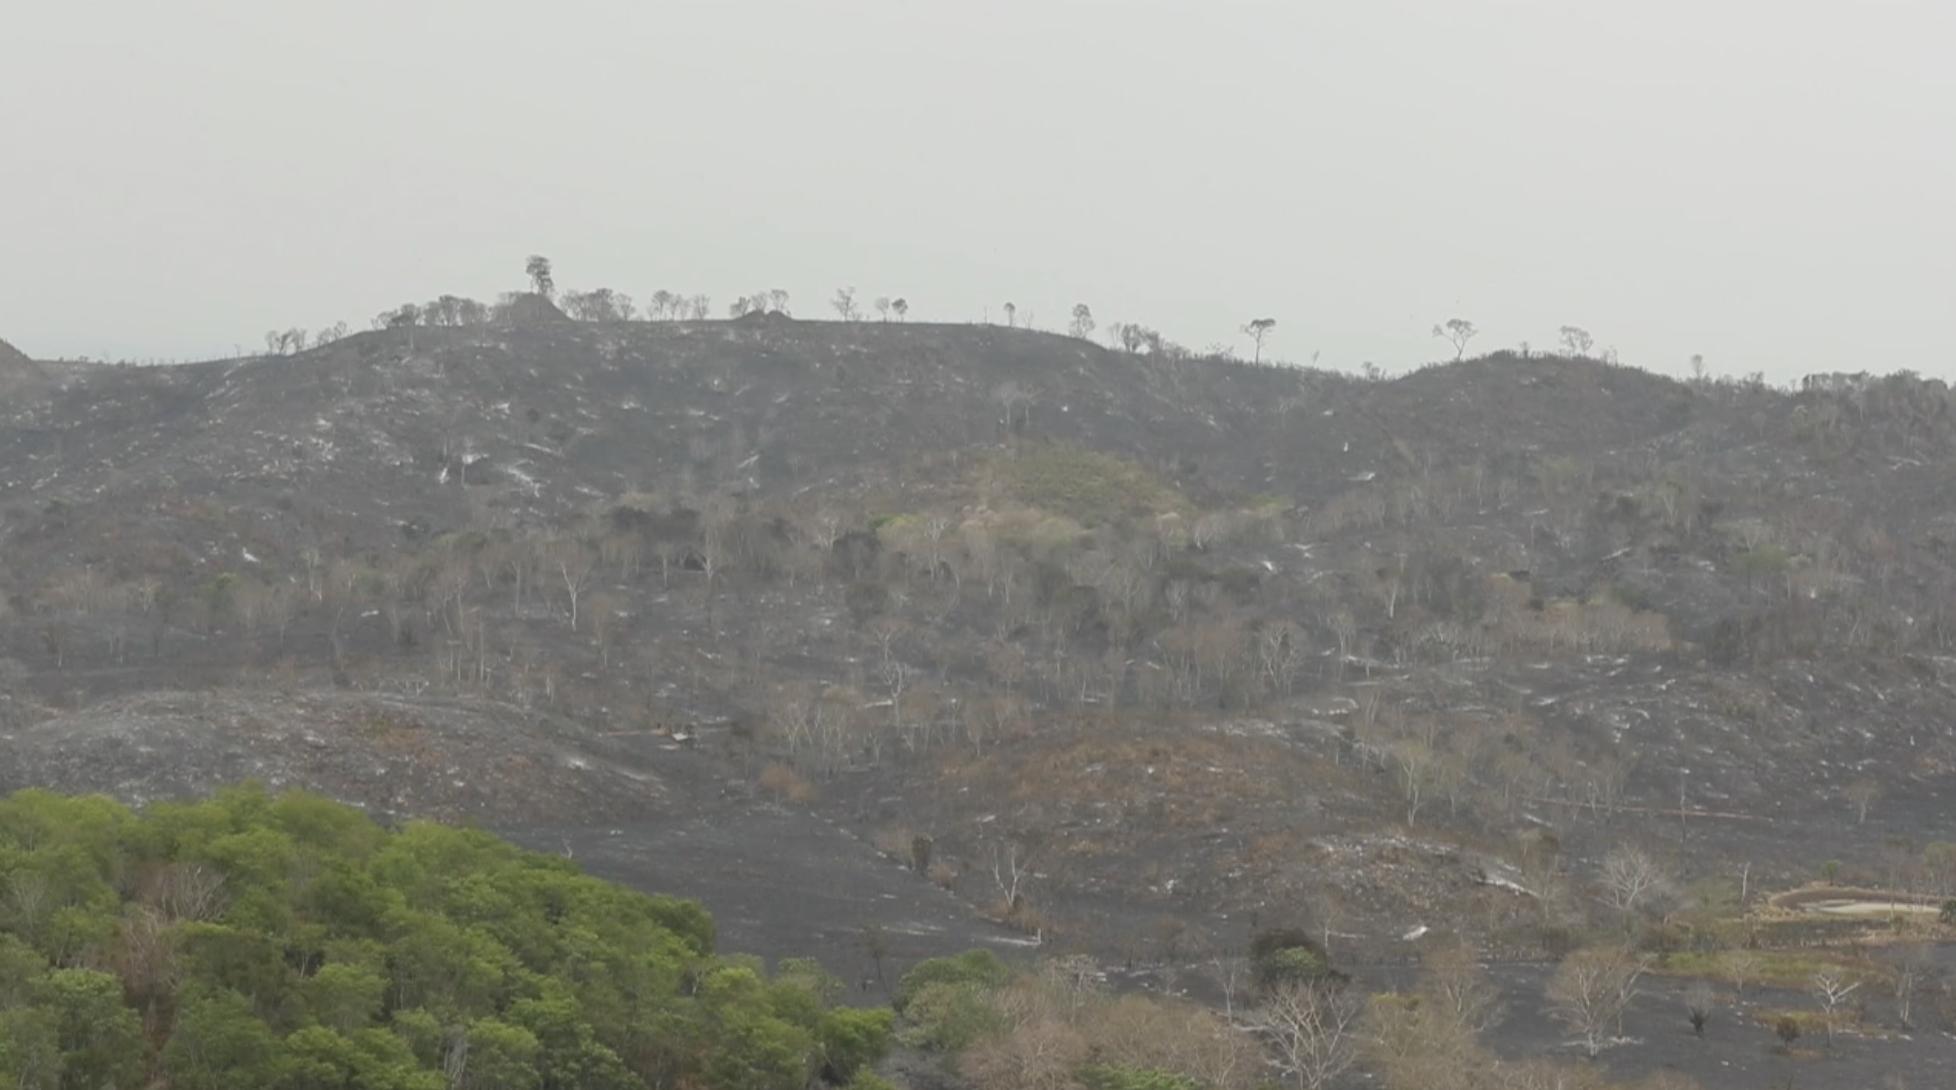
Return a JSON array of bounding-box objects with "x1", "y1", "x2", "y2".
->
[{"x1": 0, "y1": 785, "x2": 894, "y2": 1090}]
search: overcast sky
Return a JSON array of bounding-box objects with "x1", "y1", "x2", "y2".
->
[{"x1": 4, "y1": 1, "x2": 1952, "y2": 380}]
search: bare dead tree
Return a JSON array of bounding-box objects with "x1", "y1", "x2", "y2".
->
[
  {"x1": 990, "y1": 836, "x2": 1039, "y2": 915},
  {"x1": 1810, "y1": 969, "x2": 1860, "y2": 1047},
  {"x1": 1884, "y1": 942, "x2": 1932, "y2": 1028},
  {"x1": 1419, "y1": 940, "x2": 1503, "y2": 1037},
  {"x1": 547, "y1": 537, "x2": 598, "y2": 631},
  {"x1": 1599, "y1": 844, "x2": 1672, "y2": 928},
  {"x1": 1546, "y1": 946, "x2": 1646, "y2": 1057},
  {"x1": 1210, "y1": 955, "x2": 1251, "y2": 1020},
  {"x1": 1723, "y1": 948, "x2": 1761, "y2": 1001},
  {"x1": 1390, "y1": 740, "x2": 1439, "y2": 827},
  {"x1": 1253, "y1": 980, "x2": 1363, "y2": 1090},
  {"x1": 1844, "y1": 776, "x2": 1884, "y2": 825}
]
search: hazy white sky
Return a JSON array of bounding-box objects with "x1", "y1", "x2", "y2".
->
[{"x1": 4, "y1": 1, "x2": 1952, "y2": 380}]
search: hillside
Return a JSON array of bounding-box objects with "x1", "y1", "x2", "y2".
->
[{"x1": 3, "y1": 310, "x2": 1955, "y2": 1004}]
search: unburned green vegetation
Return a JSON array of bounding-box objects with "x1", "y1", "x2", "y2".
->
[
  {"x1": 0, "y1": 785, "x2": 892, "y2": 1090},
  {"x1": 993, "y1": 444, "x2": 1188, "y2": 527}
]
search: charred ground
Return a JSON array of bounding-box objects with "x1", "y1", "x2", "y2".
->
[{"x1": 3, "y1": 305, "x2": 1956, "y2": 1080}]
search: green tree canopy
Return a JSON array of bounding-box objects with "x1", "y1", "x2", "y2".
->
[{"x1": 0, "y1": 784, "x2": 888, "y2": 1090}]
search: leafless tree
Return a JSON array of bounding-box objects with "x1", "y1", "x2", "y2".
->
[
  {"x1": 547, "y1": 537, "x2": 598, "y2": 631},
  {"x1": 1558, "y1": 325, "x2": 1593, "y2": 356},
  {"x1": 1420, "y1": 940, "x2": 1503, "y2": 1036},
  {"x1": 1599, "y1": 844, "x2": 1672, "y2": 927},
  {"x1": 1844, "y1": 776, "x2": 1884, "y2": 825},
  {"x1": 1363, "y1": 988, "x2": 1491, "y2": 1090},
  {"x1": 765, "y1": 680, "x2": 826, "y2": 758},
  {"x1": 1253, "y1": 980, "x2": 1363, "y2": 1090},
  {"x1": 1390, "y1": 740, "x2": 1439, "y2": 827},
  {"x1": 586, "y1": 592, "x2": 624, "y2": 668},
  {"x1": 990, "y1": 836, "x2": 1039, "y2": 914},
  {"x1": 1254, "y1": 620, "x2": 1307, "y2": 698},
  {"x1": 1432, "y1": 318, "x2": 1477, "y2": 360},
  {"x1": 892, "y1": 297, "x2": 909, "y2": 321},
  {"x1": 1210, "y1": 955, "x2": 1251, "y2": 1020},
  {"x1": 873, "y1": 296, "x2": 892, "y2": 321},
  {"x1": 1723, "y1": 948, "x2": 1760, "y2": 1000},
  {"x1": 831, "y1": 286, "x2": 861, "y2": 321},
  {"x1": 959, "y1": 1017, "x2": 1085, "y2": 1090},
  {"x1": 142, "y1": 861, "x2": 229, "y2": 922},
  {"x1": 563, "y1": 287, "x2": 631, "y2": 322},
  {"x1": 1885, "y1": 943, "x2": 1931, "y2": 1028},
  {"x1": 993, "y1": 381, "x2": 1034, "y2": 431},
  {"x1": 1545, "y1": 946, "x2": 1646, "y2": 1057},
  {"x1": 1810, "y1": 968, "x2": 1860, "y2": 1047}
]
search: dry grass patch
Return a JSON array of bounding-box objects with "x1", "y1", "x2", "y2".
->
[{"x1": 757, "y1": 762, "x2": 819, "y2": 804}]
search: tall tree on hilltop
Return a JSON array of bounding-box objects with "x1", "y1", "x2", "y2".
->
[
  {"x1": 1244, "y1": 317, "x2": 1277, "y2": 363},
  {"x1": 1432, "y1": 318, "x2": 1477, "y2": 360},
  {"x1": 1069, "y1": 303, "x2": 1095, "y2": 339},
  {"x1": 525, "y1": 255, "x2": 555, "y2": 299}
]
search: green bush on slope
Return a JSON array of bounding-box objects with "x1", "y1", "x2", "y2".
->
[{"x1": 0, "y1": 783, "x2": 889, "y2": 1090}]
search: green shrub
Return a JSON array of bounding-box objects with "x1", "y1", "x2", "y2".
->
[
  {"x1": 843, "y1": 1070, "x2": 896, "y2": 1090},
  {"x1": 1248, "y1": 928, "x2": 1341, "y2": 991},
  {"x1": 895, "y1": 982, "x2": 1000, "y2": 1053},
  {"x1": 1080, "y1": 1064, "x2": 1203, "y2": 1090},
  {"x1": 1001, "y1": 445, "x2": 1185, "y2": 526},
  {"x1": 816, "y1": 1007, "x2": 895, "y2": 1083},
  {"x1": 892, "y1": 949, "x2": 1013, "y2": 1014}
]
